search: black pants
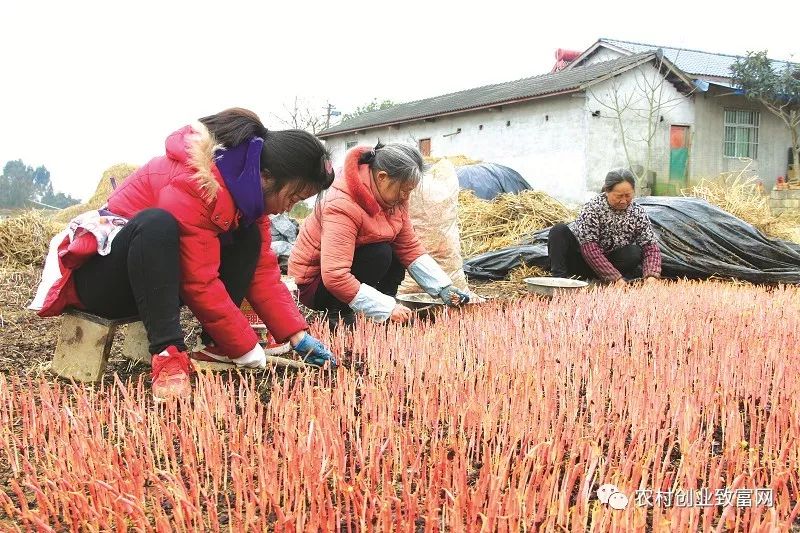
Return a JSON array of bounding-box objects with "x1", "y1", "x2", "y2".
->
[
  {"x1": 312, "y1": 242, "x2": 405, "y2": 319},
  {"x1": 547, "y1": 222, "x2": 643, "y2": 280},
  {"x1": 73, "y1": 208, "x2": 260, "y2": 354}
]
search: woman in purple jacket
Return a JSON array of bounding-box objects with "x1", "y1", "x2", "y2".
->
[{"x1": 547, "y1": 168, "x2": 662, "y2": 285}]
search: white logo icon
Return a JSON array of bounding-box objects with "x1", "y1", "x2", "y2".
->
[{"x1": 597, "y1": 484, "x2": 629, "y2": 510}]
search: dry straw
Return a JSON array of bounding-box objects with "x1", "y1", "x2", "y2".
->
[
  {"x1": 458, "y1": 189, "x2": 576, "y2": 258},
  {"x1": 51, "y1": 163, "x2": 138, "y2": 223},
  {"x1": 423, "y1": 154, "x2": 482, "y2": 167},
  {"x1": 0, "y1": 210, "x2": 63, "y2": 268},
  {"x1": 0, "y1": 163, "x2": 137, "y2": 268},
  {"x1": 681, "y1": 165, "x2": 800, "y2": 244}
]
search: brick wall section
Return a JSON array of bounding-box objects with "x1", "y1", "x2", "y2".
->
[{"x1": 770, "y1": 189, "x2": 800, "y2": 215}]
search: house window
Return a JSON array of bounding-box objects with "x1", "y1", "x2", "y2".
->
[
  {"x1": 419, "y1": 138, "x2": 431, "y2": 157},
  {"x1": 724, "y1": 109, "x2": 759, "y2": 159},
  {"x1": 345, "y1": 140, "x2": 358, "y2": 150}
]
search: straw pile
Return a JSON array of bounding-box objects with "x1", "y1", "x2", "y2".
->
[
  {"x1": 458, "y1": 189, "x2": 576, "y2": 257},
  {"x1": 0, "y1": 210, "x2": 63, "y2": 268},
  {"x1": 682, "y1": 174, "x2": 800, "y2": 244},
  {"x1": 51, "y1": 163, "x2": 139, "y2": 223},
  {"x1": 424, "y1": 155, "x2": 482, "y2": 167}
]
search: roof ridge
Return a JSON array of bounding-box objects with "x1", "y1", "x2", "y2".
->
[
  {"x1": 362, "y1": 69, "x2": 562, "y2": 109},
  {"x1": 334, "y1": 52, "x2": 653, "y2": 126},
  {"x1": 599, "y1": 37, "x2": 796, "y2": 64},
  {"x1": 319, "y1": 50, "x2": 656, "y2": 135}
]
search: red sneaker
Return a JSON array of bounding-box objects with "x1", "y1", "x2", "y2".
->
[
  {"x1": 152, "y1": 345, "x2": 193, "y2": 401},
  {"x1": 189, "y1": 342, "x2": 234, "y2": 365}
]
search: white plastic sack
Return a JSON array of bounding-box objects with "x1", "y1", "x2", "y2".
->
[{"x1": 399, "y1": 158, "x2": 469, "y2": 294}]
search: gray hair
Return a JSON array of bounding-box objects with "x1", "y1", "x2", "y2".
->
[
  {"x1": 361, "y1": 142, "x2": 426, "y2": 188},
  {"x1": 601, "y1": 168, "x2": 636, "y2": 193}
]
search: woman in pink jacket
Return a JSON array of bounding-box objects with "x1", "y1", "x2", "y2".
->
[
  {"x1": 32, "y1": 108, "x2": 337, "y2": 400},
  {"x1": 289, "y1": 143, "x2": 469, "y2": 328}
]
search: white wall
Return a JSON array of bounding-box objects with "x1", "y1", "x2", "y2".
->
[
  {"x1": 324, "y1": 62, "x2": 794, "y2": 202},
  {"x1": 693, "y1": 89, "x2": 792, "y2": 189},
  {"x1": 584, "y1": 64, "x2": 695, "y2": 193},
  {"x1": 324, "y1": 95, "x2": 590, "y2": 203}
]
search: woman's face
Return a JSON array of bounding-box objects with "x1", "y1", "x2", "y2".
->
[
  {"x1": 263, "y1": 178, "x2": 316, "y2": 214},
  {"x1": 373, "y1": 170, "x2": 416, "y2": 207},
  {"x1": 606, "y1": 181, "x2": 634, "y2": 211}
]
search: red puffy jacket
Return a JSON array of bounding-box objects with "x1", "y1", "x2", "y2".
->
[{"x1": 38, "y1": 122, "x2": 307, "y2": 357}]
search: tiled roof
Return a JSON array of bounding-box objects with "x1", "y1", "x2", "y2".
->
[{"x1": 319, "y1": 52, "x2": 655, "y2": 137}]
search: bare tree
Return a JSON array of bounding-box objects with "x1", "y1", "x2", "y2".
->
[
  {"x1": 590, "y1": 52, "x2": 692, "y2": 189},
  {"x1": 271, "y1": 97, "x2": 328, "y2": 134}
]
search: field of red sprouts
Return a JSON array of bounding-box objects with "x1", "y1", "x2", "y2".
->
[{"x1": 1, "y1": 280, "x2": 799, "y2": 531}]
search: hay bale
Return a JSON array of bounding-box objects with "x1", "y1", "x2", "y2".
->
[
  {"x1": 51, "y1": 163, "x2": 138, "y2": 223},
  {"x1": 0, "y1": 211, "x2": 64, "y2": 268},
  {"x1": 458, "y1": 189, "x2": 576, "y2": 257}
]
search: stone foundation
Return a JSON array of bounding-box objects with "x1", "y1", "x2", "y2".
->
[{"x1": 769, "y1": 188, "x2": 800, "y2": 216}]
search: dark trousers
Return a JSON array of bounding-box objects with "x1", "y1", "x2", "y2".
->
[
  {"x1": 73, "y1": 208, "x2": 260, "y2": 354},
  {"x1": 547, "y1": 222, "x2": 643, "y2": 280},
  {"x1": 312, "y1": 242, "x2": 405, "y2": 319}
]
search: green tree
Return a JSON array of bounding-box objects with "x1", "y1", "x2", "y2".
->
[
  {"x1": 40, "y1": 190, "x2": 80, "y2": 209},
  {"x1": 731, "y1": 51, "x2": 800, "y2": 181},
  {"x1": 0, "y1": 160, "x2": 36, "y2": 208},
  {"x1": 342, "y1": 99, "x2": 395, "y2": 121},
  {"x1": 0, "y1": 159, "x2": 79, "y2": 208}
]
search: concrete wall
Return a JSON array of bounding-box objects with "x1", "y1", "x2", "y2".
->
[
  {"x1": 584, "y1": 64, "x2": 695, "y2": 194},
  {"x1": 324, "y1": 95, "x2": 590, "y2": 203},
  {"x1": 692, "y1": 88, "x2": 792, "y2": 189}
]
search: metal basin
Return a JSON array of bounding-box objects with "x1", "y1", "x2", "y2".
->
[
  {"x1": 395, "y1": 293, "x2": 489, "y2": 321},
  {"x1": 523, "y1": 277, "x2": 589, "y2": 297},
  {"x1": 396, "y1": 293, "x2": 445, "y2": 312}
]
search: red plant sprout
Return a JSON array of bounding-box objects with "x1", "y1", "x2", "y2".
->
[{"x1": 0, "y1": 281, "x2": 798, "y2": 530}]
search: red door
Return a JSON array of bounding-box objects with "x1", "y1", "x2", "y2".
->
[
  {"x1": 418, "y1": 138, "x2": 431, "y2": 157},
  {"x1": 669, "y1": 125, "x2": 690, "y2": 193}
]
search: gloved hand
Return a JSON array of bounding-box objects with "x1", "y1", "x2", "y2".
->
[
  {"x1": 234, "y1": 343, "x2": 267, "y2": 369},
  {"x1": 438, "y1": 285, "x2": 470, "y2": 307},
  {"x1": 292, "y1": 333, "x2": 338, "y2": 368}
]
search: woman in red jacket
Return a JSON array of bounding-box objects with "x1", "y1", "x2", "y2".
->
[
  {"x1": 31, "y1": 108, "x2": 337, "y2": 400},
  {"x1": 289, "y1": 143, "x2": 469, "y2": 328}
]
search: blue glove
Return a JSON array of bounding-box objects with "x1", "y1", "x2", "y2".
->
[
  {"x1": 438, "y1": 285, "x2": 470, "y2": 307},
  {"x1": 293, "y1": 333, "x2": 338, "y2": 368}
]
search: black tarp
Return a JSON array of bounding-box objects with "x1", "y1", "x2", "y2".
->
[
  {"x1": 456, "y1": 163, "x2": 531, "y2": 200},
  {"x1": 463, "y1": 197, "x2": 800, "y2": 284}
]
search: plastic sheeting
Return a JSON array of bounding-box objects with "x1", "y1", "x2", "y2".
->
[
  {"x1": 463, "y1": 197, "x2": 800, "y2": 284},
  {"x1": 399, "y1": 158, "x2": 469, "y2": 294},
  {"x1": 456, "y1": 163, "x2": 531, "y2": 200},
  {"x1": 270, "y1": 213, "x2": 300, "y2": 274}
]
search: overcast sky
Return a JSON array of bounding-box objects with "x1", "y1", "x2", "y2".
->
[{"x1": 2, "y1": 0, "x2": 796, "y2": 201}]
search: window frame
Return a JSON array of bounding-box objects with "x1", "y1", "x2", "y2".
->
[{"x1": 723, "y1": 108, "x2": 760, "y2": 160}]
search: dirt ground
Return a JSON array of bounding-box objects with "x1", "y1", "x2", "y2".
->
[
  {"x1": 0, "y1": 266, "x2": 206, "y2": 383},
  {"x1": 0, "y1": 266, "x2": 521, "y2": 377}
]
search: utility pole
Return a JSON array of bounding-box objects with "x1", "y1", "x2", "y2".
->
[{"x1": 325, "y1": 102, "x2": 341, "y2": 129}]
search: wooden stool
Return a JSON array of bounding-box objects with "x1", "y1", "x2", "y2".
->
[{"x1": 51, "y1": 310, "x2": 150, "y2": 383}]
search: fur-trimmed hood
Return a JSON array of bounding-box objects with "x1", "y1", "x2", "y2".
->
[{"x1": 164, "y1": 121, "x2": 223, "y2": 202}]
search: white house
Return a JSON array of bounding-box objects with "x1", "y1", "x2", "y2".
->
[{"x1": 318, "y1": 38, "x2": 795, "y2": 204}]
